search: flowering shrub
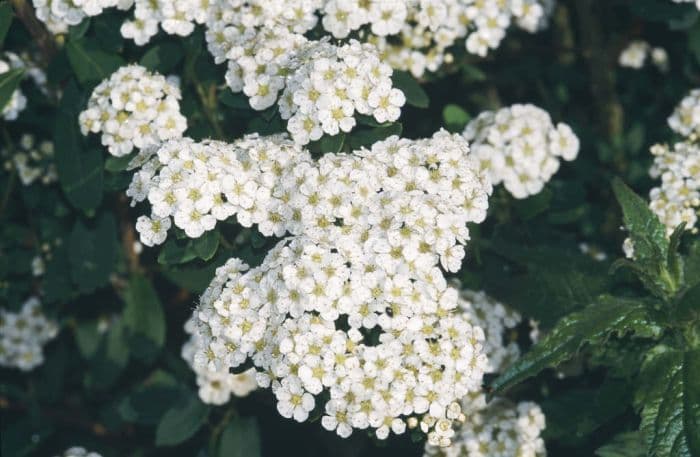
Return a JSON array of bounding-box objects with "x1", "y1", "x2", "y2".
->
[{"x1": 2, "y1": 0, "x2": 700, "y2": 457}]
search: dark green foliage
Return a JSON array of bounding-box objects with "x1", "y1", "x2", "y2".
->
[{"x1": 2, "y1": 1, "x2": 700, "y2": 457}]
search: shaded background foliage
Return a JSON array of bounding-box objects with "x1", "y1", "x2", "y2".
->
[{"x1": 1, "y1": 0, "x2": 699, "y2": 456}]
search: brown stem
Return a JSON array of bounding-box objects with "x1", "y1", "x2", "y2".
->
[
  {"x1": 572, "y1": 0, "x2": 624, "y2": 142},
  {"x1": 9, "y1": 0, "x2": 58, "y2": 64}
]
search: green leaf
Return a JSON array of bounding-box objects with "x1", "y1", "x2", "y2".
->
[
  {"x1": 0, "y1": 68, "x2": 24, "y2": 114},
  {"x1": 218, "y1": 416, "x2": 262, "y2": 457},
  {"x1": 158, "y1": 237, "x2": 198, "y2": 265},
  {"x1": 74, "y1": 320, "x2": 102, "y2": 359},
  {"x1": 84, "y1": 319, "x2": 129, "y2": 390},
  {"x1": 105, "y1": 153, "x2": 135, "y2": 172},
  {"x1": 612, "y1": 178, "x2": 678, "y2": 299},
  {"x1": 482, "y1": 236, "x2": 613, "y2": 327},
  {"x1": 349, "y1": 123, "x2": 402, "y2": 150},
  {"x1": 442, "y1": 104, "x2": 470, "y2": 132},
  {"x1": 636, "y1": 347, "x2": 700, "y2": 457},
  {"x1": 66, "y1": 38, "x2": 125, "y2": 85},
  {"x1": 612, "y1": 178, "x2": 668, "y2": 261},
  {"x1": 490, "y1": 296, "x2": 661, "y2": 396},
  {"x1": 192, "y1": 230, "x2": 220, "y2": 261},
  {"x1": 309, "y1": 132, "x2": 346, "y2": 155},
  {"x1": 391, "y1": 70, "x2": 429, "y2": 108},
  {"x1": 118, "y1": 371, "x2": 180, "y2": 425},
  {"x1": 68, "y1": 213, "x2": 118, "y2": 293},
  {"x1": 68, "y1": 18, "x2": 91, "y2": 40},
  {"x1": 123, "y1": 275, "x2": 166, "y2": 361},
  {"x1": 140, "y1": 41, "x2": 184, "y2": 73},
  {"x1": 0, "y1": 2, "x2": 13, "y2": 49},
  {"x1": 595, "y1": 432, "x2": 647, "y2": 457},
  {"x1": 54, "y1": 81, "x2": 104, "y2": 211},
  {"x1": 155, "y1": 391, "x2": 210, "y2": 446},
  {"x1": 542, "y1": 377, "x2": 633, "y2": 444}
]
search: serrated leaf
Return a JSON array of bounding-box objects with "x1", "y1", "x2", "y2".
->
[
  {"x1": 490, "y1": 296, "x2": 661, "y2": 396},
  {"x1": 595, "y1": 432, "x2": 646, "y2": 457},
  {"x1": 218, "y1": 416, "x2": 262, "y2": 457},
  {"x1": 66, "y1": 38, "x2": 125, "y2": 85},
  {"x1": 612, "y1": 178, "x2": 678, "y2": 299},
  {"x1": 123, "y1": 275, "x2": 166, "y2": 362},
  {"x1": 0, "y1": 2, "x2": 13, "y2": 49},
  {"x1": 155, "y1": 391, "x2": 210, "y2": 446},
  {"x1": 636, "y1": 347, "x2": 700, "y2": 457},
  {"x1": 391, "y1": 70, "x2": 428, "y2": 108},
  {"x1": 0, "y1": 68, "x2": 24, "y2": 114},
  {"x1": 68, "y1": 214, "x2": 117, "y2": 293},
  {"x1": 613, "y1": 178, "x2": 668, "y2": 262}
]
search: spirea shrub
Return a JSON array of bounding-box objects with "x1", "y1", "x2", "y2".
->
[{"x1": 2, "y1": 0, "x2": 700, "y2": 456}]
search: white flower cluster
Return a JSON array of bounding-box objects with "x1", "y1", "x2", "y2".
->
[
  {"x1": 458, "y1": 289, "x2": 521, "y2": 374},
  {"x1": 205, "y1": 2, "x2": 406, "y2": 144},
  {"x1": 618, "y1": 40, "x2": 668, "y2": 71},
  {"x1": 369, "y1": 0, "x2": 554, "y2": 77},
  {"x1": 648, "y1": 141, "x2": 700, "y2": 234},
  {"x1": 79, "y1": 65, "x2": 187, "y2": 157},
  {"x1": 0, "y1": 55, "x2": 27, "y2": 121},
  {"x1": 32, "y1": 0, "x2": 208, "y2": 43},
  {"x1": 421, "y1": 288, "x2": 545, "y2": 455},
  {"x1": 54, "y1": 447, "x2": 102, "y2": 457},
  {"x1": 425, "y1": 393, "x2": 546, "y2": 457},
  {"x1": 182, "y1": 316, "x2": 258, "y2": 405},
  {"x1": 2, "y1": 134, "x2": 57, "y2": 186},
  {"x1": 179, "y1": 130, "x2": 492, "y2": 443},
  {"x1": 463, "y1": 104, "x2": 579, "y2": 199},
  {"x1": 127, "y1": 134, "x2": 308, "y2": 243},
  {"x1": 668, "y1": 89, "x2": 700, "y2": 138},
  {"x1": 0, "y1": 297, "x2": 58, "y2": 371},
  {"x1": 672, "y1": 0, "x2": 700, "y2": 10}
]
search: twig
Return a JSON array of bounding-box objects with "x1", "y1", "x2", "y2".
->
[
  {"x1": 572, "y1": 0, "x2": 624, "y2": 141},
  {"x1": 9, "y1": 0, "x2": 58, "y2": 64}
]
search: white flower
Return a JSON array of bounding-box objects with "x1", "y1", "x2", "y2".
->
[
  {"x1": 0, "y1": 297, "x2": 59, "y2": 371},
  {"x1": 79, "y1": 65, "x2": 187, "y2": 157},
  {"x1": 464, "y1": 104, "x2": 579, "y2": 199}
]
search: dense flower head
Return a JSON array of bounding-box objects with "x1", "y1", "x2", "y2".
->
[
  {"x1": 54, "y1": 447, "x2": 103, "y2": 457},
  {"x1": 369, "y1": 0, "x2": 554, "y2": 77},
  {"x1": 32, "y1": 0, "x2": 209, "y2": 42},
  {"x1": 182, "y1": 317, "x2": 258, "y2": 405},
  {"x1": 424, "y1": 393, "x2": 546, "y2": 457},
  {"x1": 0, "y1": 297, "x2": 58, "y2": 371},
  {"x1": 177, "y1": 130, "x2": 493, "y2": 443},
  {"x1": 463, "y1": 103, "x2": 579, "y2": 199},
  {"x1": 204, "y1": 1, "x2": 406, "y2": 144},
  {"x1": 458, "y1": 289, "x2": 521, "y2": 374},
  {"x1": 648, "y1": 141, "x2": 700, "y2": 234},
  {"x1": 79, "y1": 65, "x2": 187, "y2": 157},
  {"x1": 2, "y1": 134, "x2": 57, "y2": 186},
  {"x1": 668, "y1": 88, "x2": 700, "y2": 138},
  {"x1": 129, "y1": 130, "x2": 492, "y2": 262}
]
